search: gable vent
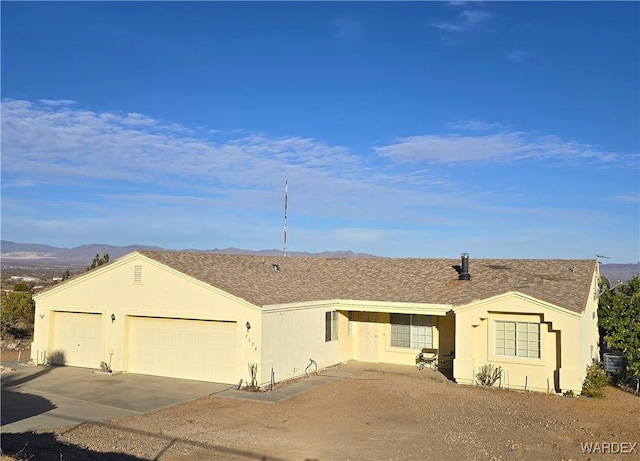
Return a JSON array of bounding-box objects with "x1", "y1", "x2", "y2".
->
[{"x1": 134, "y1": 265, "x2": 143, "y2": 283}]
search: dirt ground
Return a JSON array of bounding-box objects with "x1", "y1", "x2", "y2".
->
[
  {"x1": 1, "y1": 348, "x2": 639, "y2": 461},
  {"x1": 0, "y1": 347, "x2": 30, "y2": 364}
]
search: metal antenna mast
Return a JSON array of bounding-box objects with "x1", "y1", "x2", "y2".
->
[{"x1": 283, "y1": 178, "x2": 288, "y2": 257}]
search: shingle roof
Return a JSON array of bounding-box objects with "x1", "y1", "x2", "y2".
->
[{"x1": 138, "y1": 251, "x2": 597, "y2": 313}]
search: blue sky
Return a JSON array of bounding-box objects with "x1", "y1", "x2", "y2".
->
[{"x1": 1, "y1": 1, "x2": 638, "y2": 263}]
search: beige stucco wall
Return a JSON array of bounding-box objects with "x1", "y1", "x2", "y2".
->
[
  {"x1": 260, "y1": 303, "x2": 352, "y2": 385},
  {"x1": 261, "y1": 301, "x2": 452, "y2": 384},
  {"x1": 436, "y1": 314, "x2": 455, "y2": 360},
  {"x1": 453, "y1": 291, "x2": 594, "y2": 394},
  {"x1": 32, "y1": 253, "x2": 261, "y2": 383},
  {"x1": 579, "y1": 266, "x2": 601, "y2": 373}
]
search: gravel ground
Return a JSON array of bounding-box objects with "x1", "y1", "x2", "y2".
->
[{"x1": 1, "y1": 349, "x2": 639, "y2": 461}]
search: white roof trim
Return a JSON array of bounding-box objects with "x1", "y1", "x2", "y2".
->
[
  {"x1": 263, "y1": 298, "x2": 453, "y2": 315},
  {"x1": 452, "y1": 291, "x2": 582, "y2": 319}
]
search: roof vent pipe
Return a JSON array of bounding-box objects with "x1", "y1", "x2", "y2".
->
[{"x1": 459, "y1": 253, "x2": 471, "y2": 280}]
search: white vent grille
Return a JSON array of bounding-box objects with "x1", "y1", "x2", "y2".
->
[{"x1": 134, "y1": 265, "x2": 143, "y2": 284}]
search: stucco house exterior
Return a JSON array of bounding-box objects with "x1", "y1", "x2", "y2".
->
[{"x1": 31, "y1": 251, "x2": 600, "y2": 394}]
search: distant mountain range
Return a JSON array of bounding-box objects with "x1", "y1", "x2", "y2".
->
[
  {"x1": 1, "y1": 240, "x2": 638, "y2": 282},
  {"x1": 0, "y1": 241, "x2": 377, "y2": 268},
  {"x1": 598, "y1": 263, "x2": 640, "y2": 283}
]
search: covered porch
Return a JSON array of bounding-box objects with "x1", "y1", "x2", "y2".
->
[{"x1": 337, "y1": 300, "x2": 455, "y2": 375}]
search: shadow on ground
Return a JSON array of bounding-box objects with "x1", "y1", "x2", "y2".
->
[
  {"x1": 1, "y1": 365, "x2": 58, "y2": 389},
  {"x1": 0, "y1": 389, "x2": 56, "y2": 426},
  {"x1": 0, "y1": 432, "x2": 147, "y2": 461},
  {"x1": 0, "y1": 422, "x2": 301, "y2": 461},
  {"x1": 1, "y1": 366, "x2": 60, "y2": 427}
]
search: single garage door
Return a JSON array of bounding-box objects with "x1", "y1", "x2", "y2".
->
[
  {"x1": 127, "y1": 317, "x2": 237, "y2": 383},
  {"x1": 52, "y1": 312, "x2": 103, "y2": 368}
]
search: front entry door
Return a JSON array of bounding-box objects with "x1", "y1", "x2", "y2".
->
[{"x1": 355, "y1": 312, "x2": 378, "y2": 362}]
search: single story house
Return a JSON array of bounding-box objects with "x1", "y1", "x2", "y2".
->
[{"x1": 31, "y1": 251, "x2": 600, "y2": 394}]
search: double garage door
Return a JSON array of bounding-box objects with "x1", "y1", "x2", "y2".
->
[
  {"x1": 52, "y1": 312, "x2": 238, "y2": 383},
  {"x1": 127, "y1": 316, "x2": 238, "y2": 383}
]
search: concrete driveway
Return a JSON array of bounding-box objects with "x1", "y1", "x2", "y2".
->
[{"x1": 1, "y1": 363, "x2": 233, "y2": 433}]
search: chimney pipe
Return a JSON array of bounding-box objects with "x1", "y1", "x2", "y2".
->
[{"x1": 459, "y1": 253, "x2": 471, "y2": 280}]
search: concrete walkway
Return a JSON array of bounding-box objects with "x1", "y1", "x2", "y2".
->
[
  {"x1": 0, "y1": 361, "x2": 383, "y2": 433},
  {"x1": 216, "y1": 361, "x2": 374, "y2": 403}
]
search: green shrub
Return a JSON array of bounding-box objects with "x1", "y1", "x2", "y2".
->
[
  {"x1": 1, "y1": 291, "x2": 35, "y2": 339},
  {"x1": 581, "y1": 362, "x2": 612, "y2": 398},
  {"x1": 598, "y1": 276, "x2": 640, "y2": 380},
  {"x1": 475, "y1": 364, "x2": 503, "y2": 387}
]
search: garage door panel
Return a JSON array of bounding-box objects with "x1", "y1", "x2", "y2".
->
[
  {"x1": 53, "y1": 312, "x2": 103, "y2": 368},
  {"x1": 127, "y1": 317, "x2": 237, "y2": 383}
]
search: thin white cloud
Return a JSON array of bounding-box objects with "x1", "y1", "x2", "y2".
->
[
  {"x1": 331, "y1": 14, "x2": 364, "y2": 45},
  {"x1": 461, "y1": 10, "x2": 490, "y2": 23},
  {"x1": 612, "y1": 193, "x2": 640, "y2": 204},
  {"x1": 507, "y1": 49, "x2": 528, "y2": 64},
  {"x1": 446, "y1": 120, "x2": 506, "y2": 131},
  {"x1": 124, "y1": 112, "x2": 158, "y2": 127},
  {"x1": 0, "y1": 179, "x2": 38, "y2": 188},
  {"x1": 376, "y1": 133, "x2": 522, "y2": 164},
  {"x1": 0, "y1": 99, "x2": 368, "y2": 192},
  {"x1": 37, "y1": 99, "x2": 76, "y2": 106},
  {"x1": 2, "y1": 99, "x2": 632, "y2": 193},
  {"x1": 375, "y1": 128, "x2": 628, "y2": 165},
  {"x1": 431, "y1": 9, "x2": 491, "y2": 32},
  {"x1": 446, "y1": 1, "x2": 485, "y2": 5}
]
